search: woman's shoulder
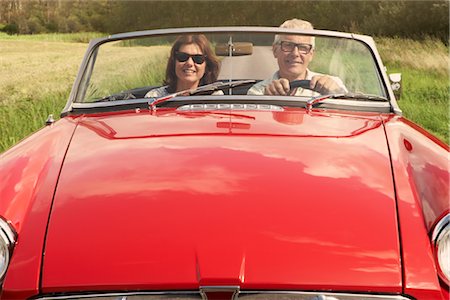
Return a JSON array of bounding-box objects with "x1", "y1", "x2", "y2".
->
[
  {"x1": 145, "y1": 86, "x2": 169, "y2": 98},
  {"x1": 212, "y1": 90, "x2": 224, "y2": 95}
]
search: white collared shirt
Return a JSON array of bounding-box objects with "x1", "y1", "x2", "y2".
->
[{"x1": 247, "y1": 69, "x2": 347, "y2": 96}]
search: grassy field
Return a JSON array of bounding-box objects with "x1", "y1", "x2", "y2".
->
[
  {"x1": 0, "y1": 33, "x2": 448, "y2": 152},
  {"x1": 0, "y1": 34, "x2": 88, "y2": 151},
  {"x1": 375, "y1": 37, "x2": 449, "y2": 144}
]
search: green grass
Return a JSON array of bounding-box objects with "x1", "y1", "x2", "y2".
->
[
  {"x1": 0, "y1": 91, "x2": 69, "y2": 151},
  {"x1": 376, "y1": 37, "x2": 449, "y2": 143},
  {"x1": 390, "y1": 69, "x2": 448, "y2": 142},
  {"x1": 0, "y1": 34, "x2": 448, "y2": 152}
]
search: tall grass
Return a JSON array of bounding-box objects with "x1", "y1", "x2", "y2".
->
[
  {"x1": 376, "y1": 37, "x2": 448, "y2": 76},
  {"x1": 0, "y1": 91, "x2": 68, "y2": 151},
  {"x1": 376, "y1": 37, "x2": 449, "y2": 143},
  {"x1": 0, "y1": 32, "x2": 104, "y2": 43},
  {"x1": 390, "y1": 69, "x2": 448, "y2": 142},
  {"x1": 0, "y1": 34, "x2": 448, "y2": 152}
]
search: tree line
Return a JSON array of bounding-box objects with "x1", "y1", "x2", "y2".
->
[{"x1": 0, "y1": 0, "x2": 448, "y2": 43}]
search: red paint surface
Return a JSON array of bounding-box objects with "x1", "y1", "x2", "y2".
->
[
  {"x1": 1, "y1": 108, "x2": 447, "y2": 299},
  {"x1": 383, "y1": 116, "x2": 449, "y2": 300},
  {"x1": 42, "y1": 110, "x2": 402, "y2": 293},
  {"x1": 0, "y1": 118, "x2": 78, "y2": 299}
]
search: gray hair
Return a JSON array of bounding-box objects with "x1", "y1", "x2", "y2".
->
[{"x1": 273, "y1": 18, "x2": 315, "y2": 48}]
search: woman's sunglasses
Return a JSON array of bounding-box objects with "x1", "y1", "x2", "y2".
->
[{"x1": 175, "y1": 52, "x2": 206, "y2": 64}]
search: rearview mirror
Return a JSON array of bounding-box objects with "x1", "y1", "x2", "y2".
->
[
  {"x1": 215, "y1": 42, "x2": 253, "y2": 56},
  {"x1": 389, "y1": 73, "x2": 402, "y2": 100}
]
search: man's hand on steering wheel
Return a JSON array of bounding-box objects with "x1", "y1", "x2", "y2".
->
[
  {"x1": 264, "y1": 78, "x2": 293, "y2": 95},
  {"x1": 264, "y1": 75, "x2": 345, "y2": 95},
  {"x1": 310, "y1": 75, "x2": 346, "y2": 94}
]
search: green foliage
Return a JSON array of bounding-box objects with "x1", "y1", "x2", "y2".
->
[
  {"x1": 0, "y1": 0, "x2": 111, "y2": 34},
  {"x1": 361, "y1": 1, "x2": 449, "y2": 42},
  {"x1": 0, "y1": 1, "x2": 448, "y2": 44},
  {"x1": 2, "y1": 23, "x2": 18, "y2": 34}
]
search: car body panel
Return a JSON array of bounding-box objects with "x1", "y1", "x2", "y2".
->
[
  {"x1": 383, "y1": 116, "x2": 449, "y2": 299},
  {"x1": 41, "y1": 109, "x2": 402, "y2": 293},
  {"x1": 0, "y1": 118, "x2": 78, "y2": 299}
]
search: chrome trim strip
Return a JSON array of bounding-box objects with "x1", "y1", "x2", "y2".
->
[
  {"x1": 177, "y1": 103, "x2": 284, "y2": 112},
  {"x1": 432, "y1": 213, "x2": 450, "y2": 243},
  {"x1": 71, "y1": 99, "x2": 150, "y2": 109},
  {"x1": 0, "y1": 218, "x2": 16, "y2": 245},
  {"x1": 0, "y1": 218, "x2": 17, "y2": 280},
  {"x1": 0, "y1": 230, "x2": 11, "y2": 280}
]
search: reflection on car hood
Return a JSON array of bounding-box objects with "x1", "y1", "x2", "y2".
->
[{"x1": 42, "y1": 109, "x2": 401, "y2": 294}]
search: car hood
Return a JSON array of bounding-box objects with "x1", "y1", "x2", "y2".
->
[{"x1": 42, "y1": 109, "x2": 401, "y2": 293}]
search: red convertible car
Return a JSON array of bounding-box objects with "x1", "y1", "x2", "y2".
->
[{"x1": 0, "y1": 27, "x2": 448, "y2": 300}]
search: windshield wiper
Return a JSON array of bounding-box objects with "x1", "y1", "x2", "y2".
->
[
  {"x1": 149, "y1": 80, "x2": 256, "y2": 110},
  {"x1": 306, "y1": 93, "x2": 388, "y2": 111},
  {"x1": 93, "y1": 92, "x2": 136, "y2": 102}
]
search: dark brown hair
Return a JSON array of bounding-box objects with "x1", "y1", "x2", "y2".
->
[{"x1": 164, "y1": 34, "x2": 220, "y2": 93}]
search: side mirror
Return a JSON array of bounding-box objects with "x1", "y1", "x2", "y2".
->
[
  {"x1": 215, "y1": 42, "x2": 253, "y2": 56},
  {"x1": 389, "y1": 73, "x2": 402, "y2": 100}
]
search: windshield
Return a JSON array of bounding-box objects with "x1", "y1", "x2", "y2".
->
[{"x1": 75, "y1": 31, "x2": 387, "y2": 104}]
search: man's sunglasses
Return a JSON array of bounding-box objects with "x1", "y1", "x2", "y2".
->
[
  {"x1": 279, "y1": 41, "x2": 313, "y2": 54},
  {"x1": 175, "y1": 52, "x2": 206, "y2": 64}
]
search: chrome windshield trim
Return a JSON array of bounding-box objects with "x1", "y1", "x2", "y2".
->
[
  {"x1": 106, "y1": 27, "x2": 355, "y2": 43},
  {"x1": 72, "y1": 99, "x2": 150, "y2": 109},
  {"x1": 71, "y1": 95, "x2": 390, "y2": 109},
  {"x1": 67, "y1": 95, "x2": 391, "y2": 113}
]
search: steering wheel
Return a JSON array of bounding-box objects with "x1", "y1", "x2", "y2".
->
[{"x1": 289, "y1": 79, "x2": 314, "y2": 92}]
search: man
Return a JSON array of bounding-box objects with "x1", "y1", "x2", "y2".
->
[{"x1": 247, "y1": 19, "x2": 347, "y2": 96}]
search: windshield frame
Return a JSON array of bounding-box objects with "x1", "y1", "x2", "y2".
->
[{"x1": 62, "y1": 27, "x2": 400, "y2": 116}]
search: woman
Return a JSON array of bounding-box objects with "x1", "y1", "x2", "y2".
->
[{"x1": 145, "y1": 34, "x2": 221, "y2": 97}]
